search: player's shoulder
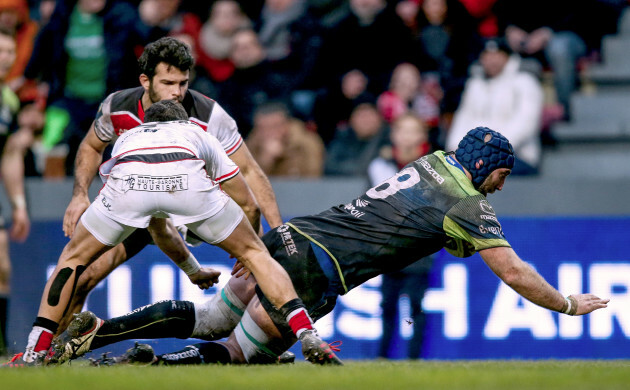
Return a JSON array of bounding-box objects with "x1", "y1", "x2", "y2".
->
[
  {"x1": 108, "y1": 86, "x2": 144, "y2": 110},
  {"x1": 185, "y1": 89, "x2": 216, "y2": 112}
]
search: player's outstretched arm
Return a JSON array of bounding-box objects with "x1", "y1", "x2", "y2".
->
[
  {"x1": 147, "y1": 218, "x2": 220, "y2": 289},
  {"x1": 63, "y1": 123, "x2": 109, "y2": 237},
  {"x1": 480, "y1": 246, "x2": 609, "y2": 315},
  {"x1": 229, "y1": 144, "x2": 283, "y2": 229},
  {"x1": 220, "y1": 172, "x2": 261, "y2": 232}
]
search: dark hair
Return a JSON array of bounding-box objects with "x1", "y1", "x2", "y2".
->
[
  {"x1": 138, "y1": 37, "x2": 194, "y2": 79},
  {"x1": 144, "y1": 100, "x2": 189, "y2": 122},
  {"x1": 482, "y1": 38, "x2": 512, "y2": 55}
]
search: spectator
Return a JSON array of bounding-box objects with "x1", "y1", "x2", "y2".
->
[
  {"x1": 394, "y1": 0, "x2": 420, "y2": 34},
  {"x1": 254, "y1": 0, "x2": 324, "y2": 120},
  {"x1": 0, "y1": 26, "x2": 32, "y2": 355},
  {"x1": 376, "y1": 62, "x2": 442, "y2": 147},
  {"x1": 368, "y1": 113, "x2": 435, "y2": 360},
  {"x1": 255, "y1": 0, "x2": 307, "y2": 62},
  {"x1": 246, "y1": 101, "x2": 324, "y2": 177},
  {"x1": 165, "y1": 1, "x2": 249, "y2": 99},
  {"x1": 312, "y1": 69, "x2": 376, "y2": 145},
  {"x1": 446, "y1": 38, "x2": 543, "y2": 175},
  {"x1": 137, "y1": 0, "x2": 201, "y2": 42},
  {"x1": 36, "y1": 0, "x2": 57, "y2": 26},
  {"x1": 218, "y1": 28, "x2": 289, "y2": 138},
  {"x1": 324, "y1": 101, "x2": 389, "y2": 177},
  {"x1": 412, "y1": 0, "x2": 482, "y2": 117},
  {"x1": 194, "y1": 0, "x2": 251, "y2": 86},
  {"x1": 368, "y1": 113, "x2": 431, "y2": 183},
  {"x1": 23, "y1": 0, "x2": 146, "y2": 175},
  {"x1": 493, "y1": 0, "x2": 588, "y2": 121},
  {"x1": 377, "y1": 259, "x2": 433, "y2": 359},
  {"x1": 0, "y1": 0, "x2": 38, "y2": 101},
  {"x1": 315, "y1": 0, "x2": 415, "y2": 96}
]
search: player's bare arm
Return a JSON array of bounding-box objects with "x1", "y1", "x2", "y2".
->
[
  {"x1": 0, "y1": 128, "x2": 32, "y2": 241},
  {"x1": 219, "y1": 172, "x2": 261, "y2": 231},
  {"x1": 229, "y1": 144, "x2": 283, "y2": 229},
  {"x1": 480, "y1": 246, "x2": 609, "y2": 315},
  {"x1": 147, "y1": 218, "x2": 220, "y2": 290},
  {"x1": 63, "y1": 123, "x2": 109, "y2": 237}
]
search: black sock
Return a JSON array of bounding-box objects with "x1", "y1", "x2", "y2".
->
[
  {"x1": 158, "y1": 342, "x2": 230, "y2": 365},
  {"x1": 91, "y1": 300, "x2": 195, "y2": 350}
]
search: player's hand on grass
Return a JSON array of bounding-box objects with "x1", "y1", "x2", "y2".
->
[
  {"x1": 571, "y1": 293, "x2": 610, "y2": 315},
  {"x1": 63, "y1": 194, "x2": 91, "y2": 238},
  {"x1": 231, "y1": 260, "x2": 251, "y2": 279},
  {"x1": 188, "y1": 267, "x2": 221, "y2": 289}
]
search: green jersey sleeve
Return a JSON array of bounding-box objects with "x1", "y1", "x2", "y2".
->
[{"x1": 443, "y1": 195, "x2": 511, "y2": 257}]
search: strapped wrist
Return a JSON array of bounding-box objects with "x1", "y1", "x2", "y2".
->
[
  {"x1": 178, "y1": 253, "x2": 201, "y2": 275},
  {"x1": 11, "y1": 195, "x2": 26, "y2": 210},
  {"x1": 563, "y1": 296, "x2": 578, "y2": 316}
]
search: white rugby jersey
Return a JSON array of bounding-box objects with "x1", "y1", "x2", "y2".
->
[{"x1": 99, "y1": 120, "x2": 239, "y2": 184}]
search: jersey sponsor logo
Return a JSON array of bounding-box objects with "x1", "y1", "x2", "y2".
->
[
  {"x1": 355, "y1": 198, "x2": 370, "y2": 208},
  {"x1": 343, "y1": 202, "x2": 365, "y2": 218},
  {"x1": 419, "y1": 157, "x2": 445, "y2": 184},
  {"x1": 480, "y1": 214, "x2": 499, "y2": 223},
  {"x1": 122, "y1": 174, "x2": 189, "y2": 192},
  {"x1": 277, "y1": 224, "x2": 298, "y2": 256},
  {"x1": 479, "y1": 200, "x2": 495, "y2": 215},
  {"x1": 478, "y1": 224, "x2": 503, "y2": 236}
]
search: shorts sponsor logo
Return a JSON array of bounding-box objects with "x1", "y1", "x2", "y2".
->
[
  {"x1": 419, "y1": 157, "x2": 444, "y2": 184},
  {"x1": 161, "y1": 346, "x2": 200, "y2": 360},
  {"x1": 278, "y1": 224, "x2": 298, "y2": 256},
  {"x1": 122, "y1": 174, "x2": 188, "y2": 192},
  {"x1": 101, "y1": 195, "x2": 112, "y2": 211}
]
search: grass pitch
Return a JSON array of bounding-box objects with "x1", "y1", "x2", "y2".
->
[{"x1": 1, "y1": 360, "x2": 629, "y2": 390}]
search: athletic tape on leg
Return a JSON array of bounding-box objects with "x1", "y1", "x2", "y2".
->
[
  {"x1": 192, "y1": 284, "x2": 246, "y2": 339},
  {"x1": 233, "y1": 311, "x2": 286, "y2": 363}
]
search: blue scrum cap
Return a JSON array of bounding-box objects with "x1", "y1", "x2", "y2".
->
[{"x1": 455, "y1": 126, "x2": 514, "y2": 188}]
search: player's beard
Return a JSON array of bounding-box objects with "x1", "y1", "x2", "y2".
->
[
  {"x1": 147, "y1": 83, "x2": 183, "y2": 104},
  {"x1": 477, "y1": 178, "x2": 491, "y2": 196}
]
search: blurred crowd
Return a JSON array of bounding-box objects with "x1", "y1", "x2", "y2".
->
[{"x1": 4, "y1": 0, "x2": 628, "y2": 180}]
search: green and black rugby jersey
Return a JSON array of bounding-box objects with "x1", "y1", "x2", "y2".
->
[{"x1": 287, "y1": 150, "x2": 511, "y2": 294}]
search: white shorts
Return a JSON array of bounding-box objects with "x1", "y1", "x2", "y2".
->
[
  {"x1": 82, "y1": 197, "x2": 244, "y2": 247},
  {"x1": 93, "y1": 159, "x2": 230, "y2": 228}
]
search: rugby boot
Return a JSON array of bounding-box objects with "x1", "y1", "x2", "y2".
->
[
  {"x1": 89, "y1": 343, "x2": 157, "y2": 366},
  {"x1": 1, "y1": 351, "x2": 45, "y2": 367},
  {"x1": 298, "y1": 330, "x2": 343, "y2": 365},
  {"x1": 47, "y1": 311, "x2": 104, "y2": 364},
  {"x1": 277, "y1": 350, "x2": 295, "y2": 364}
]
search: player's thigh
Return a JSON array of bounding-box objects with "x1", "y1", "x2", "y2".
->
[
  {"x1": 81, "y1": 205, "x2": 137, "y2": 248},
  {"x1": 186, "y1": 199, "x2": 254, "y2": 249}
]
